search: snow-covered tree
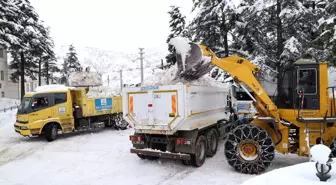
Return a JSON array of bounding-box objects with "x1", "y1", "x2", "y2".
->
[
  {"x1": 166, "y1": 5, "x2": 189, "y2": 66},
  {"x1": 190, "y1": 0, "x2": 237, "y2": 81},
  {"x1": 60, "y1": 44, "x2": 82, "y2": 84},
  {"x1": 312, "y1": 0, "x2": 336, "y2": 65},
  {"x1": 1, "y1": 0, "x2": 56, "y2": 99}
]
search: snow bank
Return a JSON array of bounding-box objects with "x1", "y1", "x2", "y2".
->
[
  {"x1": 68, "y1": 71, "x2": 102, "y2": 87},
  {"x1": 35, "y1": 84, "x2": 69, "y2": 92},
  {"x1": 241, "y1": 160, "x2": 336, "y2": 185},
  {"x1": 86, "y1": 86, "x2": 121, "y2": 98},
  {"x1": 143, "y1": 65, "x2": 229, "y2": 88}
]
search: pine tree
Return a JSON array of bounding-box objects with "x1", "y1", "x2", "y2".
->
[
  {"x1": 190, "y1": 0, "x2": 236, "y2": 81},
  {"x1": 60, "y1": 44, "x2": 82, "y2": 84},
  {"x1": 1, "y1": 0, "x2": 56, "y2": 99},
  {"x1": 312, "y1": 0, "x2": 336, "y2": 65},
  {"x1": 166, "y1": 5, "x2": 189, "y2": 66}
]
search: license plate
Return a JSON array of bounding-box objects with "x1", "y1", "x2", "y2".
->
[{"x1": 132, "y1": 141, "x2": 144, "y2": 145}]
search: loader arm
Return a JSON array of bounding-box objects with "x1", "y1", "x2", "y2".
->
[{"x1": 193, "y1": 45, "x2": 282, "y2": 123}]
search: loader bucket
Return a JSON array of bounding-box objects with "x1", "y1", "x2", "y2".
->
[{"x1": 174, "y1": 42, "x2": 214, "y2": 81}]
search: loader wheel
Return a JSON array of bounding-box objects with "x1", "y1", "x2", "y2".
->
[
  {"x1": 329, "y1": 139, "x2": 336, "y2": 158},
  {"x1": 191, "y1": 135, "x2": 207, "y2": 167},
  {"x1": 206, "y1": 128, "x2": 219, "y2": 157},
  {"x1": 45, "y1": 124, "x2": 59, "y2": 142},
  {"x1": 224, "y1": 124, "x2": 275, "y2": 174}
]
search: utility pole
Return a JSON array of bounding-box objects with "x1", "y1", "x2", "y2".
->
[
  {"x1": 107, "y1": 75, "x2": 110, "y2": 86},
  {"x1": 139, "y1": 48, "x2": 144, "y2": 86},
  {"x1": 119, "y1": 69, "x2": 123, "y2": 91}
]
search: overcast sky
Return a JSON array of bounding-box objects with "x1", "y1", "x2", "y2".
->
[{"x1": 30, "y1": 0, "x2": 194, "y2": 53}]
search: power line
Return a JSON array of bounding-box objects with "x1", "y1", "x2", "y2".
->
[{"x1": 139, "y1": 48, "x2": 144, "y2": 86}]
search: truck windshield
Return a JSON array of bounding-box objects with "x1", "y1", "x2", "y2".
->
[{"x1": 17, "y1": 97, "x2": 32, "y2": 114}]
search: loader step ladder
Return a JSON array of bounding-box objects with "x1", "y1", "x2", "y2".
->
[{"x1": 304, "y1": 121, "x2": 325, "y2": 161}]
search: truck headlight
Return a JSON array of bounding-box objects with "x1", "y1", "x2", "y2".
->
[{"x1": 20, "y1": 126, "x2": 28, "y2": 130}]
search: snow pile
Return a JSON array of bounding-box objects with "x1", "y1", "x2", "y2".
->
[
  {"x1": 241, "y1": 160, "x2": 336, "y2": 185},
  {"x1": 86, "y1": 86, "x2": 121, "y2": 98},
  {"x1": 35, "y1": 84, "x2": 69, "y2": 92},
  {"x1": 143, "y1": 65, "x2": 228, "y2": 88},
  {"x1": 310, "y1": 144, "x2": 332, "y2": 165},
  {"x1": 68, "y1": 71, "x2": 103, "y2": 87}
]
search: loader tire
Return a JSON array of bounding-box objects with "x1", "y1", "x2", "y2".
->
[
  {"x1": 191, "y1": 135, "x2": 207, "y2": 167},
  {"x1": 224, "y1": 124, "x2": 275, "y2": 174},
  {"x1": 206, "y1": 128, "x2": 219, "y2": 157},
  {"x1": 45, "y1": 123, "x2": 59, "y2": 142},
  {"x1": 329, "y1": 139, "x2": 336, "y2": 158}
]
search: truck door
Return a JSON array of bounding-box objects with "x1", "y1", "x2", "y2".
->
[
  {"x1": 29, "y1": 93, "x2": 53, "y2": 126},
  {"x1": 51, "y1": 92, "x2": 74, "y2": 132}
]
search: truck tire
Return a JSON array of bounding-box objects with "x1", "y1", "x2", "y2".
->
[
  {"x1": 45, "y1": 124, "x2": 59, "y2": 142},
  {"x1": 191, "y1": 135, "x2": 207, "y2": 167},
  {"x1": 224, "y1": 124, "x2": 275, "y2": 174},
  {"x1": 206, "y1": 128, "x2": 219, "y2": 157}
]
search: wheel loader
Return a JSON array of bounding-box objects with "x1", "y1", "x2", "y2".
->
[{"x1": 171, "y1": 37, "x2": 336, "y2": 174}]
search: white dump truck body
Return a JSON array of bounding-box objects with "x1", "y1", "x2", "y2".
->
[{"x1": 122, "y1": 84, "x2": 232, "y2": 135}]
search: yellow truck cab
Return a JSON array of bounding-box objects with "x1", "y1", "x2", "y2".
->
[{"x1": 14, "y1": 85, "x2": 127, "y2": 142}]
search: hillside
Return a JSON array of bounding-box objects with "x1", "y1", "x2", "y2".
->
[{"x1": 54, "y1": 45, "x2": 168, "y2": 90}]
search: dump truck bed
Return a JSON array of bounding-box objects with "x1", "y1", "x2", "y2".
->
[
  {"x1": 122, "y1": 84, "x2": 231, "y2": 135},
  {"x1": 70, "y1": 88, "x2": 122, "y2": 117}
]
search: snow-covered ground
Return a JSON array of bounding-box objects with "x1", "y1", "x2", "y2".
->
[
  {"x1": 242, "y1": 160, "x2": 336, "y2": 185},
  {"x1": 0, "y1": 106, "x2": 310, "y2": 185}
]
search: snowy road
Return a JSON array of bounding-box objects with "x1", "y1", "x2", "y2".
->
[{"x1": 0, "y1": 109, "x2": 308, "y2": 185}]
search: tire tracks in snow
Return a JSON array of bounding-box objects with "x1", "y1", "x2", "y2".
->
[{"x1": 156, "y1": 165, "x2": 196, "y2": 185}]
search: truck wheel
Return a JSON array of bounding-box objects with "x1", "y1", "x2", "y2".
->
[
  {"x1": 206, "y1": 128, "x2": 219, "y2": 157},
  {"x1": 45, "y1": 124, "x2": 59, "y2": 142},
  {"x1": 114, "y1": 113, "x2": 128, "y2": 130},
  {"x1": 191, "y1": 135, "x2": 207, "y2": 167},
  {"x1": 224, "y1": 124, "x2": 275, "y2": 174}
]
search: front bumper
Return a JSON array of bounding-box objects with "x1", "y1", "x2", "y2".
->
[
  {"x1": 14, "y1": 123, "x2": 40, "y2": 136},
  {"x1": 130, "y1": 148, "x2": 191, "y2": 160}
]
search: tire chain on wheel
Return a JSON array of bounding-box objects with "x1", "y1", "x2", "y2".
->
[
  {"x1": 224, "y1": 124, "x2": 275, "y2": 174},
  {"x1": 329, "y1": 140, "x2": 336, "y2": 158}
]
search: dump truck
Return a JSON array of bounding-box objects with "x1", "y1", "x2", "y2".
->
[
  {"x1": 123, "y1": 83, "x2": 238, "y2": 166},
  {"x1": 14, "y1": 84, "x2": 128, "y2": 142},
  {"x1": 168, "y1": 37, "x2": 336, "y2": 174}
]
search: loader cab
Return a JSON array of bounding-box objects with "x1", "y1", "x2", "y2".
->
[{"x1": 276, "y1": 59, "x2": 321, "y2": 110}]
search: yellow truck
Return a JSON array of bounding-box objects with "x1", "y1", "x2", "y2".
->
[{"x1": 14, "y1": 85, "x2": 128, "y2": 142}]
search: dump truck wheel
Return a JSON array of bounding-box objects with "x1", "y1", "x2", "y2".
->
[
  {"x1": 114, "y1": 113, "x2": 128, "y2": 130},
  {"x1": 45, "y1": 124, "x2": 59, "y2": 142},
  {"x1": 191, "y1": 135, "x2": 207, "y2": 167},
  {"x1": 224, "y1": 124, "x2": 275, "y2": 174},
  {"x1": 206, "y1": 128, "x2": 219, "y2": 157}
]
